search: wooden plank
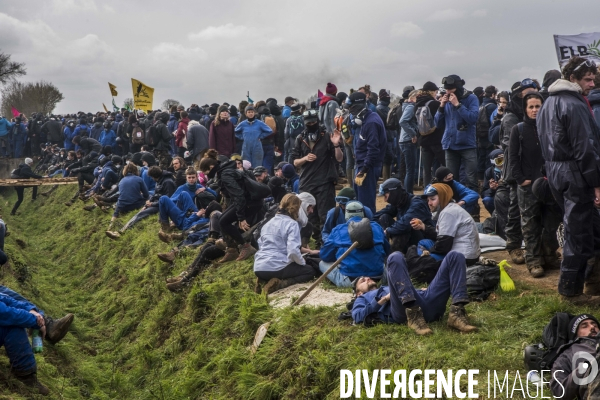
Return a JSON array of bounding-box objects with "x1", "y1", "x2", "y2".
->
[{"x1": 0, "y1": 178, "x2": 78, "y2": 187}]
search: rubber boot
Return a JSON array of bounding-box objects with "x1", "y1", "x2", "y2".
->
[
  {"x1": 382, "y1": 164, "x2": 391, "y2": 182},
  {"x1": 447, "y1": 305, "x2": 477, "y2": 333},
  {"x1": 405, "y1": 306, "x2": 433, "y2": 335},
  {"x1": 44, "y1": 313, "x2": 74, "y2": 344},
  {"x1": 15, "y1": 373, "x2": 50, "y2": 396}
]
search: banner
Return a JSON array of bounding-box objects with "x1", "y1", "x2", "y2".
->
[
  {"x1": 102, "y1": 103, "x2": 109, "y2": 113},
  {"x1": 11, "y1": 106, "x2": 20, "y2": 117},
  {"x1": 108, "y1": 82, "x2": 118, "y2": 97},
  {"x1": 554, "y1": 32, "x2": 600, "y2": 67},
  {"x1": 131, "y1": 78, "x2": 154, "y2": 112}
]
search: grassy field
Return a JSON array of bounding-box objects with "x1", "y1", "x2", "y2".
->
[{"x1": 0, "y1": 185, "x2": 591, "y2": 399}]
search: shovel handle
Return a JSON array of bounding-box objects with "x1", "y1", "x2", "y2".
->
[{"x1": 291, "y1": 241, "x2": 359, "y2": 307}]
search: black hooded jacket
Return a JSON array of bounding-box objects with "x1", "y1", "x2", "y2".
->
[
  {"x1": 508, "y1": 93, "x2": 545, "y2": 185},
  {"x1": 215, "y1": 160, "x2": 260, "y2": 221},
  {"x1": 267, "y1": 100, "x2": 285, "y2": 151},
  {"x1": 154, "y1": 113, "x2": 172, "y2": 152},
  {"x1": 149, "y1": 171, "x2": 177, "y2": 206},
  {"x1": 42, "y1": 119, "x2": 63, "y2": 143},
  {"x1": 79, "y1": 137, "x2": 103, "y2": 155}
]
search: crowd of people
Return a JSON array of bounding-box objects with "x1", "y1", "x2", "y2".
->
[{"x1": 4, "y1": 55, "x2": 600, "y2": 395}]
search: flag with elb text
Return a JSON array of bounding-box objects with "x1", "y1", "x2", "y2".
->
[{"x1": 554, "y1": 32, "x2": 600, "y2": 67}]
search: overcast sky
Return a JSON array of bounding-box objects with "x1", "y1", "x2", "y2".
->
[{"x1": 0, "y1": 0, "x2": 599, "y2": 113}]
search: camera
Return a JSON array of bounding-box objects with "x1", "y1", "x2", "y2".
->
[{"x1": 438, "y1": 88, "x2": 447, "y2": 96}]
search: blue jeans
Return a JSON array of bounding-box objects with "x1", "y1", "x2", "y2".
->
[
  {"x1": 445, "y1": 148, "x2": 478, "y2": 191},
  {"x1": 159, "y1": 192, "x2": 197, "y2": 230},
  {"x1": 388, "y1": 251, "x2": 469, "y2": 324},
  {"x1": 319, "y1": 261, "x2": 353, "y2": 287},
  {"x1": 113, "y1": 198, "x2": 146, "y2": 217},
  {"x1": 261, "y1": 142, "x2": 275, "y2": 175},
  {"x1": 121, "y1": 206, "x2": 159, "y2": 232},
  {"x1": 13, "y1": 133, "x2": 26, "y2": 159},
  {"x1": 0, "y1": 326, "x2": 36, "y2": 375},
  {"x1": 354, "y1": 165, "x2": 381, "y2": 213},
  {"x1": 399, "y1": 142, "x2": 417, "y2": 194}
]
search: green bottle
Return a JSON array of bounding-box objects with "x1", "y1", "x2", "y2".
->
[{"x1": 32, "y1": 329, "x2": 43, "y2": 353}]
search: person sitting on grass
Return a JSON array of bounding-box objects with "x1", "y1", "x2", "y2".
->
[
  {"x1": 171, "y1": 167, "x2": 217, "y2": 210},
  {"x1": 431, "y1": 167, "x2": 480, "y2": 218},
  {"x1": 157, "y1": 191, "x2": 209, "y2": 242},
  {"x1": 322, "y1": 187, "x2": 374, "y2": 243},
  {"x1": 107, "y1": 162, "x2": 149, "y2": 232},
  {"x1": 0, "y1": 284, "x2": 74, "y2": 396},
  {"x1": 352, "y1": 250, "x2": 477, "y2": 335},
  {"x1": 254, "y1": 193, "x2": 321, "y2": 294},
  {"x1": 168, "y1": 156, "x2": 187, "y2": 187},
  {"x1": 106, "y1": 165, "x2": 176, "y2": 239},
  {"x1": 319, "y1": 201, "x2": 390, "y2": 287}
]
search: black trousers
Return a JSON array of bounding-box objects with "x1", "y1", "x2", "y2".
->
[
  {"x1": 77, "y1": 172, "x2": 95, "y2": 190},
  {"x1": 12, "y1": 186, "x2": 37, "y2": 214},
  {"x1": 219, "y1": 203, "x2": 264, "y2": 246},
  {"x1": 378, "y1": 213, "x2": 424, "y2": 253},
  {"x1": 306, "y1": 183, "x2": 336, "y2": 245},
  {"x1": 255, "y1": 256, "x2": 321, "y2": 284}
]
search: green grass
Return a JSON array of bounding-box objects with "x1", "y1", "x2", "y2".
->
[{"x1": 0, "y1": 186, "x2": 592, "y2": 399}]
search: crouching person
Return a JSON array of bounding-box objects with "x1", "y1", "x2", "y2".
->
[
  {"x1": 254, "y1": 194, "x2": 321, "y2": 294},
  {"x1": 319, "y1": 201, "x2": 390, "y2": 287},
  {"x1": 352, "y1": 251, "x2": 476, "y2": 335}
]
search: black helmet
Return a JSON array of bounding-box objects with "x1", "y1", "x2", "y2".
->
[
  {"x1": 380, "y1": 178, "x2": 408, "y2": 207},
  {"x1": 523, "y1": 344, "x2": 544, "y2": 371}
]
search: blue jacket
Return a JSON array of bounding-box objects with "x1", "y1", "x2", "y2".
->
[
  {"x1": 117, "y1": 174, "x2": 149, "y2": 207},
  {"x1": 99, "y1": 129, "x2": 116, "y2": 148},
  {"x1": 230, "y1": 115, "x2": 239, "y2": 126},
  {"x1": 101, "y1": 161, "x2": 119, "y2": 190},
  {"x1": 373, "y1": 195, "x2": 433, "y2": 236},
  {"x1": 352, "y1": 285, "x2": 392, "y2": 324},
  {"x1": 399, "y1": 102, "x2": 418, "y2": 142},
  {"x1": 90, "y1": 123, "x2": 104, "y2": 140},
  {"x1": 140, "y1": 166, "x2": 156, "y2": 194},
  {"x1": 167, "y1": 114, "x2": 179, "y2": 133},
  {"x1": 73, "y1": 124, "x2": 91, "y2": 143},
  {"x1": 0, "y1": 118, "x2": 13, "y2": 137},
  {"x1": 353, "y1": 109, "x2": 387, "y2": 172},
  {"x1": 322, "y1": 206, "x2": 373, "y2": 243},
  {"x1": 434, "y1": 91, "x2": 479, "y2": 150},
  {"x1": 320, "y1": 216, "x2": 390, "y2": 278},
  {"x1": 64, "y1": 126, "x2": 77, "y2": 150},
  {"x1": 0, "y1": 292, "x2": 39, "y2": 328},
  {"x1": 282, "y1": 105, "x2": 291, "y2": 119},
  {"x1": 235, "y1": 119, "x2": 273, "y2": 150},
  {"x1": 448, "y1": 180, "x2": 479, "y2": 209},
  {"x1": 171, "y1": 183, "x2": 217, "y2": 204},
  {"x1": 285, "y1": 175, "x2": 300, "y2": 194}
]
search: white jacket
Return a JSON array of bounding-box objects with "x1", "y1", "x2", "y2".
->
[{"x1": 254, "y1": 213, "x2": 305, "y2": 272}]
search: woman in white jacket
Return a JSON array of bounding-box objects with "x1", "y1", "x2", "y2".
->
[{"x1": 254, "y1": 193, "x2": 320, "y2": 294}]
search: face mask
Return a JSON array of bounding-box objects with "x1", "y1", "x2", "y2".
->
[
  {"x1": 298, "y1": 206, "x2": 308, "y2": 228},
  {"x1": 353, "y1": 108, "x2": 367, "y2": 126}
]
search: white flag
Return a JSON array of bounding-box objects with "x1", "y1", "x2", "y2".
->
[{"x1": 554, "y1": 32, "x2": 600, "y2": 67}]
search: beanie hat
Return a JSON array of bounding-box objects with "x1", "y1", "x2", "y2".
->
[
  {"x1": 337, "y1": 92, "x2": 348, "y2": 104},
  {"x1": 435, "y1": 166, "x2": 453, "y2": 183},
  {"x1": 379, "y1": 89, "x2": 390, "y2": 100},
  {"x1": 431, "y1": 183, "x2": 453, "y2": 210},
  {"x1": 282, "y1": 164, "x2": 296, "y2": 179},
  {"x1": 141, "y1": 152, "x2": 156, "y2": 166},
  {"x1": 326, "y1": 82, "x2": 337, "y2": 95},
  {"x1": 209, "y1": 105, "x2": 218, "y2": 115},
  {"x1": 569, "y1": 314, "x2": 600, "y2": 340},
  {"x1": 111, "y1": 155, "x2": 122, "y2": 164},
  {"x1": 275, "y1": 161, "x2": 287, "y2": 171},
  {"x1": 422, "y1": 81, "x2": 439, "y2": 92},
  {"x1": 217, "y1": 105, "x2": 229, "y2": 115},
  {"x1": 242, "y1": 160, "x2": 251, "y2": 170},
  {"x1": 229, "y1": 105, "x2": 238, "y2": 115},
  {"x1": 338, "y1": 187, "x2": 356, "y2": 200},
  {"x1": 245, "y1": 105, "x2": 255, "y2": 113},
  {"x1": 25, "y1": 157, "x2": 33, "y2": 165},
  {"x1": 132, "y1": 152, "x2": 143, "y2": 167}
]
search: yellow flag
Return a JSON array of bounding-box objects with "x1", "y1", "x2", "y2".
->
[
  {"x1": 102, "y1": 103, "x2": 109, "y2": 113},
  {"x1": 108, "y1": 82, "x2": 118, "y2": 97},
  {"x1": 131, "y1": 78, "x2": 154, "y2": 112}
]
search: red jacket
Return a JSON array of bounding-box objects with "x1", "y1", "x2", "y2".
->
[
  {"x1": 175, "y1": 117, "x2": 189, "y2": 148},
  {"x1": 209, "y1": 119, "x2": 235, "y2": 157}
]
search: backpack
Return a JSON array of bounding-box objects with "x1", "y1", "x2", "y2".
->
[
  {"x1": 465, "y1": 258, "x2": 500, "y2": 301},
  {"x1": 386, "y1": 103, "x2": 403, "y2": 131},
  {"x1": 132, "y1": 126, "x2": 145, "y2": 145},
  {"x1": 10, "y1": 166, "x2": 22, "y2": 179},
  {"x1": 415, "y1": 101, "x2": 436, "y2": 136},
  {"x1": 240, "y1": 172, "x2": 272, "y2": 201},
  {"x1": 261, "y1": 115, "x2": 277, "y2": 140},
  {"x1": 286, "y1": 115, "x2": 304, "y2": 141},
  {"x1": 477, "y1": 104, "x2": 495, "y2": 139},
  {"x1": 334, "y1": 110, "x2": 352, "y2": 144},
  {"x1": 145, "y1": 124, "x2": 162, "y2": 147},
  {"x1": 524, "y1": 312, "x2": 575, "y2": 373}
]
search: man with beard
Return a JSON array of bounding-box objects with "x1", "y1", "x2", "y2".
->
[
  {"x1": 538, "y1": 57, "x2": 600, "y2": 305},
  {"x1": 348, "y1": 91, "x2": 387, "y2": 212},
  {"x1": 291, "y1": 109, "x2": 344, "y2": 247}
]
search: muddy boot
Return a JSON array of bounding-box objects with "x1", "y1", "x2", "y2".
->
[
  {"x1": 105, "y1": 230, "x2": 121, "y2": 240},
  {"x1": 262, "y1": 278, "x2": 282, "y2": 294},
  {"x1": 15, "y1": 373, "x2": 50, "y2": 396},
  {"x1": 508, "y1": 249, "x2": 525, "y2": 265},
  {"x1": 166, "y1": 279, "x2": 189, "y2": 292},
  {"x1": 585, "y1": 257, "x2": 600, "y2": 296},
  {"x1": 527, "y1": 261, "x2": 545, "y2": 278},
  {"x1": 405, "y1": 306, "x2": 433, "y2": 336},
  {"x1": 562, "y1": 293, "x2": 600, "y2": 307},
  {"x1": 447, "y1": 305, "x2": 477, "y2": 333},
  {"x1": 157, "y1": 247, "x2": 179, "y2": 263},
  {"x1": 171, "y1": 232, "x2": 185, "y2": 241},
  {"x1": 382, "y1": 164, "x2": 391, "y2": 182},
  {"x1": 160, "y1": 221, "x2": 172, "y2": 234},
  {"x1": 236, "y1": 242, "x2": 257, "y2": 261},
  {"x1": 83, "y1": 204, "x2": 97, "y2": 212},
  {"x1": 166, "y1": 270, "x2": 188, "y2": 284},
  {"x1": 214, "y1": 239, "x2": 226, "y2": 251},
  {"x1": 219, "y1": 247, "x2": 239, "y2": 263},
  {"x1": 45, "y1": 313, "x2": 74, "y2": 344},
  {"x1": 65, "y1": 190, "x2": 80, "y2": 207},
  {"x1": 158, "y1": 231, "x2": 172, "y2": 244}
]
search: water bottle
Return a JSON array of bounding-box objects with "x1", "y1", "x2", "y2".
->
[{"x1": 32, "y1": 329, "x2": 43, "y2": 353}]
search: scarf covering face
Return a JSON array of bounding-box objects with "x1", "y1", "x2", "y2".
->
[{"x1": 297, "y1": 192, "x2": 316, "y2": 228}]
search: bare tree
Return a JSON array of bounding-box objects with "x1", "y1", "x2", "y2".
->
[
  {"x1": 1, "y1": 80, "x2": 64, "y2": 117},
  {"x1": 123, "y1": 98, "x2": 134, "y2": 110},
  {"x1": 0, "y1": 50, "x2": 26, "y2": 85},
  {"x1": 161, "y1": 99, "x2": 180, "y2": 110}
]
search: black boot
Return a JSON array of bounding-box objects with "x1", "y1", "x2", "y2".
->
[{"x1": 15, "y1": 373, "x2": 50, "y2": 396}]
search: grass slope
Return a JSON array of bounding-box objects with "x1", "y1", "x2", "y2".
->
[{"x1": 0, "y1": 185, "x2": 593, "y2": 399}]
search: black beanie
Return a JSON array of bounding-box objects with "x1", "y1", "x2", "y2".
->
[
  {"x1": 569, "y1": 314, "x2": 600, "y2": 340},
  {"x1": 378, "y1": 89, "x2": 390, "y2": 100},
  {"x1": 435, "y1": 167, "x2": 453, "y2": 183},
  {"x1": 111, "y1": 155, "x2": 122, "y2": 164},
  {"x1": 141, "y1": 152, "x2": 156, "y2": 166},
  {"x1": 422, "y1": 81, "x2": 439, "y2": 92}
]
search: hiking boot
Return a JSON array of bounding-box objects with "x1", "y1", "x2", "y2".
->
[
  {"x1": 158, "y1": 231, "x2": 172, "y2": 244},
  {"x1": 105, "y1": 231, "x2": 121, "y2": 240},
  {"x1": 83, "y1": 204, "x2": 97, "y2": 212},
  {"x1": 45, "y1": 313, "x2": 74, "y2": 344},
  {"x1": 262, "y1": 278, "x2": 283, "y2": 294},
  {"x1": 219, "y1": 248, "x2": 239, "y2": 263},
  {"x1": 447, "y1": 305, "x2": 477, "y2": 333},
  {"x1": 199, "y1": 237, "x2": 216, "y2": 253},
  {"x1": 171, "y1": 232, "x2": 184, "y2": 241},
  {"x1": 82, "y1": 184, "x2": 92, "y2": 191},
  {"x1": 254, "y1": 278, "x2": 263, "y2": 294},
  {"x1": 160, "y1": 221, "x2": 172, "y2": 234},
  {"x1": 166, "y1": 279, "x2": 188, "y2": 292},
  {"x1": 236, "y1": 243, "x2": 257, "y2": 261},
  {"x1": 15, "y1": 373, "x2": 49, "y2": 396},
  {"x1": 508, "y1": 249, "x2": 525, "y2": 265},
  {"x1": 528, "y1": 266, "x2": 545, "y2": 278},
  {"x1": 166, "y1": 270, "x2": 187, "y2": 284},
  {"x1": 562, "y1": 293, "x2": 600, "y2": 307},
  {"x1": 157, "y1": 248, "x2": 179, "y2": 263},
  {"x1": 405, "y1": 306, "x2": 433, "y2": 336}
]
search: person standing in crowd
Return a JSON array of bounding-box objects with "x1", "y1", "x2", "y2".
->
[
  {"x1": 434, "y1": 74, "x2": 479, "y2": 191},
  {"x1": 347, "y1": 91, "x2": 386, "y2": 212},
  {"x1": 186, "y1": 119, "x2": 209, "y2": 166},
  {"x1": 318, "y1": 83, "x2": 339, "y2": 135},
  {"x1": 41, "y1": 116, "x2": 63, "y2": 147},
  {"x1": 399, "y1": 90, "x2": 419, "y2": 194},
  {"x1": 416, "y1": 82, "x2": 445, "y2": 186},
  {"x1": 235, "y1": 105, "x2": 272, "y2": 170},
  {"x1": 282, "y1": 97, "x2": 295, "y2": 119},
  {"x1": 538, "y1": 57, "x2": 600, "y2": 305},
  {"x1": 375, "y1": 89, "x2": 395, "y2": 182},
  {"x1": 99, "y1": 120, "x2": 116, "y2": 150},
  {"x1": 499, "y1": 79, "x2": 540, "y2": 265},
  {"x1": 209, "y1": 105, "x2": 235, "y2": 159},
  {"x1": 291, "y1": 109, "x2": 344, "y2": 247},
  {"x1": 509, "y1": 92, "x2": 561, "y2": 278},
  {"x1": 10, "y1": 158, "x2": 43, "y2": 215},
  {"x1": 175, "y1": 111, "x2": 189, "y2": 158},
  {"x1": 476, "y1": 86, "x2": 497, "y2": 181},
  {"x1": 589, "y1": 73, "x2": 600, "y2": 128},
  {"x1": 11, "y1": 117, "x2": 27, "y2": 159}
]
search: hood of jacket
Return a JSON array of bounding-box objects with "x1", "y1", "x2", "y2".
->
[
  {"x1": 415, "y1": 94, "x2": 435, "y2": 108},
  {"x1": 542, "y1": 69, "x2": 562, "y2": 89},
  {"x1": 160, "y1": 170, "x2": 174, "y2": 180},
  {"x1": 115, "y1": 114, "x2": 123, "y2": 123},
  {"x1": 210, "y1": 159, "x2": 236, "y2": 179},
  {"x1": 188, "y1": 120, "x2": 200, "y2": 127},
  {"x1": 93, "y1": 121, "x2": 103, "y2": 129},
  {"x1": 377, "y1": 99, "x2": 390, "y2": 108},
  {"x1": 588, "y1": 89, "x2": 600, "y2": 105},
  {"x1": 267, "y1": 100, "x2": 281, "y2": 116},
  {"x1": 256, "y1": 105, "x2": 270, "y2": 116},
  {"x1": 549, "y1": 79, "x2": 582, "y2": 95}
]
